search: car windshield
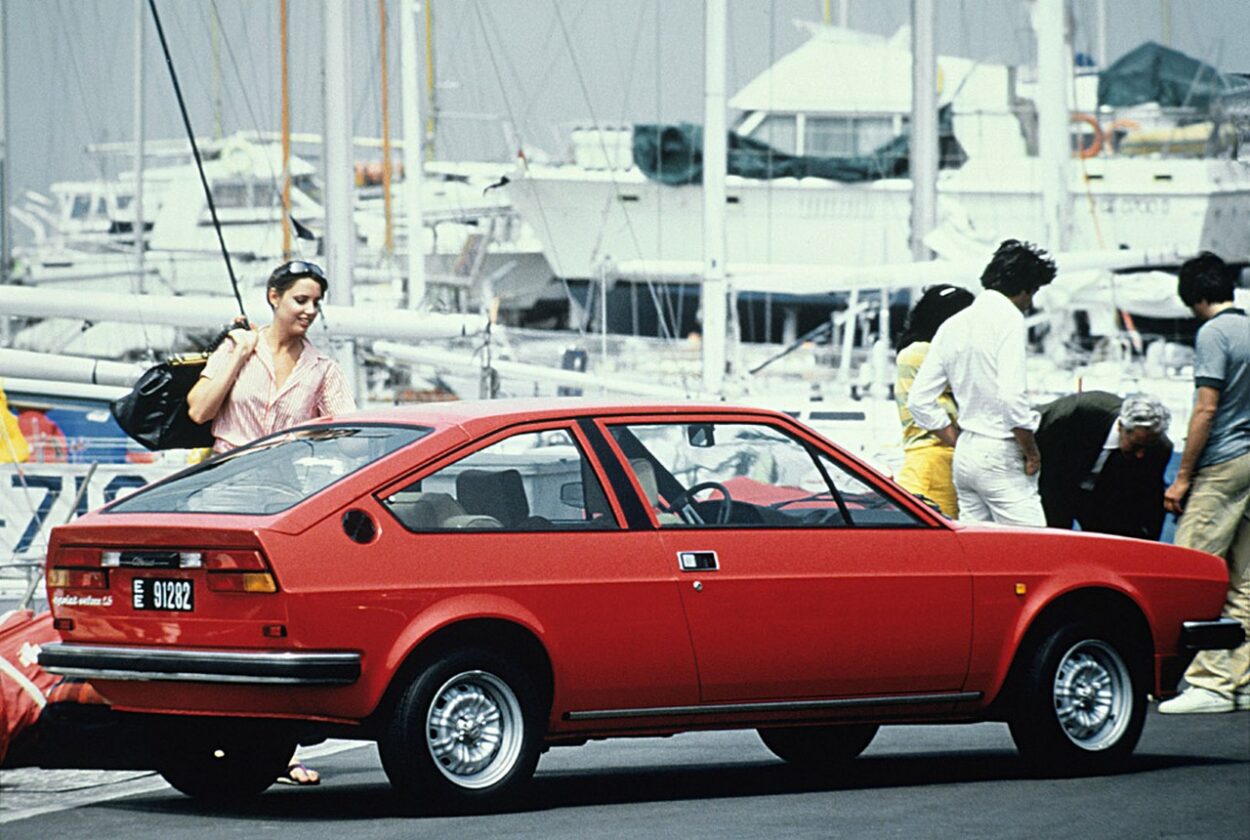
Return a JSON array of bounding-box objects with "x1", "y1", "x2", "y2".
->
[{"x1": 108, "y1": 424, "x2": 430, "y2": 515}]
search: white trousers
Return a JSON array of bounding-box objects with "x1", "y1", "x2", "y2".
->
[{"x1": 952, "y1": 431, "x2": 1046, "y2": 527}]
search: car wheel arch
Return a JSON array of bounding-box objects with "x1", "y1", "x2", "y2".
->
[
  {"x1": 987, "y1": 586, "x2": 1154, "y2": 711},
  {"x1": 372, "y1": 615, "x2": 555, "y2": 731}
]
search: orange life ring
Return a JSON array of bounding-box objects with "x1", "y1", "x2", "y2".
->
[{"x1": 1070, "y1": 113, "x2": 1103, "y2": 159}]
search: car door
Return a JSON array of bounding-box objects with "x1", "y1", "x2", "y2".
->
[
  {"x1": 369, "y1": 420, "x2": 700, "y2": 716},
  {"x1": 600, "y1": 415, "x2": 972, "y2": 705}
]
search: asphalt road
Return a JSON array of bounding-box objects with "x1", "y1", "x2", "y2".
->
[{"x1": 3, "y1": 709, "x2": 1247, "y2": 839}]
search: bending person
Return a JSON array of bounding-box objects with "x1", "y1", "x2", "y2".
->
[
  {"x1": 1035, "y1": 391, "x2": 1172, "y2": 540},
  {"x1": 894, "y1": 284, "x2": 974, "y2": 517}
]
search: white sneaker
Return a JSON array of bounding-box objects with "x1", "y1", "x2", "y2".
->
[
  {"x1": 1236, "y1": 693, "x2": 1250, "y2": 712},
  {"x1": 1158, "y1": 687, "x2": 1234, "y2": 714}
]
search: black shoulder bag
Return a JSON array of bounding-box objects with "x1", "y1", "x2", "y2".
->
[{"x1": 111, "y1": 326, "x2": 237, "y2": 451}]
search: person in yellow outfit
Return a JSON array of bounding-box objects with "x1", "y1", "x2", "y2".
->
[
  {"x1": 893, "y1": 285, "x2": 974, "y2": 517},
  {"x1": 0, "y1": 378, "x2": 31, "y2": 463}
]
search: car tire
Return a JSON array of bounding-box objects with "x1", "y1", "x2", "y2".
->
[
  {"x1": 379, "y1": 647, "x2": 545, "y2": 814},
  {"x1": 757, "y1": 723, "x2": 879, "y2": 769},
  {"x1": 1008, "y1": 620, "x2": 1147, "y2": 774},
  {"x1": 155, "y1": 722, "x2": 295, "y2": 801}
]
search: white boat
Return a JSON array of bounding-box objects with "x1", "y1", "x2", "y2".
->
[
  {"x1": 506, "y1": 23, "x2": 1250, "y2": 282},
  {"x1": 11, "y1": 133, "x2": 554, "y2": 313}
]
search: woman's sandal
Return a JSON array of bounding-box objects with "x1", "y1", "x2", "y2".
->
[{"x1": 276, "y1": 760, "x2": 321, "y2": 786}]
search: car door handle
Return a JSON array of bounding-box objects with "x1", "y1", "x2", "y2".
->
[{"x1": 677, "y1": 551, "x2": 718, "y2": 571}]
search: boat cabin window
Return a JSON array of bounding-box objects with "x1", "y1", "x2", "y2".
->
[
  {"x1": 70, "y1": 194, "x2": 92, "y2": 219},
  {"x1": 210, "y1": 181, "x2": 284, "y2": 211},
  {"x1": 751, "y1": 114, "x2": 797, "y2": 155},
  {"x1": 805, "y1": 115, "x2": 901, "y2": 157},
  {"x1": 212, "y1": 182, "x2": 250, "y2": 209},
  {"x1": 254, "y1": 183, "x2": 281, "y2": 208},
  {"x1": 293, "y1": 174, "x2": 322, "y2": 205}
]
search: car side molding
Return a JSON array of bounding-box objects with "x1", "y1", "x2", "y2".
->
[
  {"x1": 565, "y1": 691, "x2": 983, "y2": 721},
  {"x1": 1179, "y1": 618, "x2": 1245, "y2": 651},
  {"x1": 38, "y1": 643, "x2": 361, "y2": 685}
]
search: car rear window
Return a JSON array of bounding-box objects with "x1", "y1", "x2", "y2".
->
[{"x1": 107, "y1": 425, "x2": 431, "y2": 515}]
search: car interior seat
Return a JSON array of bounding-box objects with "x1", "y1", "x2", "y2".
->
[
  {"x1": 455, "y1": 468, "x2": 552, "y2": 530},
  {"x1": 388, "y1": 492, "x2": 467, "y2": 529},
  {"x1": 629, "y1": 458, "x2": 683, "y2": 524}
]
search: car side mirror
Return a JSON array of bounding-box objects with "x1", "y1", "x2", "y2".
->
[{"x1": 559, "y1": 482, "x2": 585, "y2": 508}]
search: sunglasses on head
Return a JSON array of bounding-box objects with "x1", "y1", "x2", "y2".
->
[{"x1": 273, "y1": 260, "x2": 326, "y2": 282}]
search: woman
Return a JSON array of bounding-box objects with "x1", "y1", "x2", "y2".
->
[
  {"x1": 186, "y1": 259, "x2": 355, "y2": 785},
  {"x1": 894, "y1": 284, "x2": 975, "y2": 518},
  {"x1": 187, "y1": 259, "x2": 356, "y2": 452}
]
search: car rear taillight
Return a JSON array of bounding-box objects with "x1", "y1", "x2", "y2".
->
[
  {"x1": 204, "y1": 550, "x2": 278, "y2": 593},
  {"x1": 47, "y1": 547, "x2": 108, "y2": 589}
]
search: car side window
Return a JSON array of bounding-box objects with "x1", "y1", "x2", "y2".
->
[
  {"x1": 609, "y1": 422, "x2": 920, "y2": 528},
  {"x1": 382, "y1": 428, "x2": 618, "y2": 532}
]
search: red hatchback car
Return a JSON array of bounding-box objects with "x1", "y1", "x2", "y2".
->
[{"x1": 39, "y1": 400, "x2": 1242, "y2": 811}]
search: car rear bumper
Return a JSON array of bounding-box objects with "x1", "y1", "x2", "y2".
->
[
  {"x1": 1179, "y1": 618, "x2": 1245, "y2": 651},
  {"x1": 39, "y1": 643, "x2": 361, "y2": 685}
]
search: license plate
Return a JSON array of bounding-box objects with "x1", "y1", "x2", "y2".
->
[{"x1": 132, "y1": 578, "x2": 194, "y2": 612}]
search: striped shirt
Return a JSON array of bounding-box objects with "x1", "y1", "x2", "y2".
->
[{"x1": 202, "y1": 330, "x2": 357, "y2": 453}]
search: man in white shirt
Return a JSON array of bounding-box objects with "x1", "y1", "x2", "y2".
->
[{"x1": 907, "y1": 240, "x2": 1056, "y2": 526}]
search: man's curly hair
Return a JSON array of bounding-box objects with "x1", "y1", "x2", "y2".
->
[
  {"x1": 980, "y1": 239, "x2": 1057, "y2": 296},
  {"x1": 1178, "y1": 251, "x2": 1235, "y2": 307}
]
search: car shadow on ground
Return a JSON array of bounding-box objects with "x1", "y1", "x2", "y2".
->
[{"x1": 99, "y1": 749, "x2": 1244, "y2": 821}]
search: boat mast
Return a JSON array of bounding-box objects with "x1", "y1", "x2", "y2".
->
[
  {"x1": 0, "y1": 0, "x2": 10, "y2": 319},
  {"x1": 379, "y1": 0, "x2": 395, "y2": 255},
  {"x1": 701, "y1": 0, "x2": 728, "y2": 398},
  {"x1": 132, "y1": 0, "x2": 146, "y2": 294},
  {"x1": 400, "y1": 0, "x2": 426, "y2": 307},
  {"x1": 324, "y1": 0, "x2": 360, "y2": 399},
  {"x1": 1033, "y1": 0, "x2": 1072, "y2": 251},
  {"x1": 909, "y1": 0, "x2": 937, "y2": 261},
  {"x1": 281, "y1": 0, "x2": 292, "y2": 258},
  {"x1": 423, "y1": 0, "x2": 435, "y2": 159}
]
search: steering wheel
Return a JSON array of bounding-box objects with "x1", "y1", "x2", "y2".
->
[{"x1": 667, "y1": 481, "x2": 733, "y2": 525}]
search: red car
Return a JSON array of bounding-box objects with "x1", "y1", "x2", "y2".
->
[{"x1": 39, "y1": 400, "x2": 1242, "y2": 811}]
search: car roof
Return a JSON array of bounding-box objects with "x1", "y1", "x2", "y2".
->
[{"x1": 311, "y1": 398, "x2": 794, "y2": 434}]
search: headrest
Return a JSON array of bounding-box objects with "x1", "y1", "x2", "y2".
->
[
  {"x1": 455, "y1": 468, "x2": 530, "y2": 528},
  {"x1": 441, "y1": 514, "x2": 503, "y2": 529},
  {"x1": 389, "y1": 491, "x2": 465, "y2": 529}
]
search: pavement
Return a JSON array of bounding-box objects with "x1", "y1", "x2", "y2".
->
[{"x1": 1, "y1": 711, "x2": 1247, "y2": 838}]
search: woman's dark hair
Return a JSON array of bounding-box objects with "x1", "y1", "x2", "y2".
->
[
  {"x1": 979, "y1": 239, "x2": 1056, "y2": 296},
  {"x1": 1178, "y1": 251, "x2": 1235, "y2": 307},
  {"x1": 267, "y1": 260, "x2": 329, "y2": 303},
  {"x1": 898, "y1": 284, "x2": 975, "y2": 347}
]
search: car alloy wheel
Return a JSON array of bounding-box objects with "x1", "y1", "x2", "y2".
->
[
  {"x1": 1008, "y1": 619, "x2": 1146, "y2": 773},
  {"x1": 380, "y1": 646, "x2": 545, "y2": 814},
  {"x1": 1050, "y1": 639, "x2": 1132, "y2": 752},
  {"x1": 425, "y1": 670, "x2": 525, "y2": 789}
]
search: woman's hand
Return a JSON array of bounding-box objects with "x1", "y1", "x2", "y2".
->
[{"x1": 227, "y1": 322, "x2": 259, "y2": 357}]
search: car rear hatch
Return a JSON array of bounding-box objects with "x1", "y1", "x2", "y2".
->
[{"x1": 44, "y1": 518, "x2": 293, "y2": 651}]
